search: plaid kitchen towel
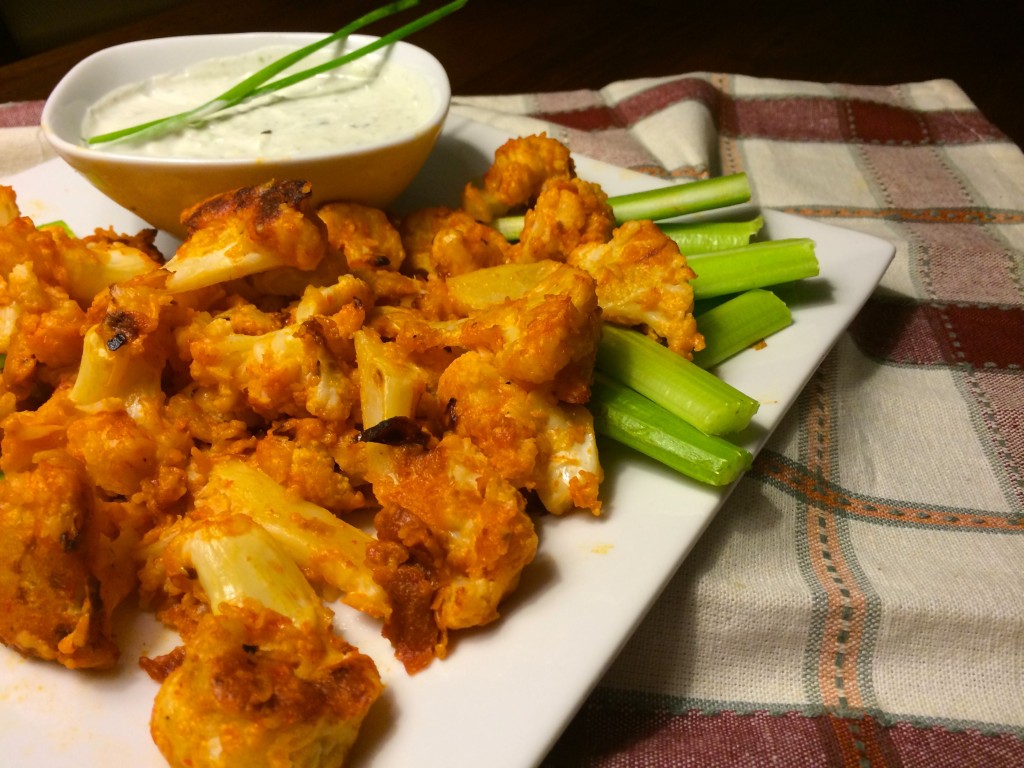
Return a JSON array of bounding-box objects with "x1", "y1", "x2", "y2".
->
[
  {"x1": 0, "y1": 100, "x2": 50, "y2": 176},
  {"x1": 453, "y1": 75, "x2": 1024, "y2": 767}
]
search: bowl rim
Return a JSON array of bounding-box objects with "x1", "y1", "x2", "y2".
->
[{"x1": 40, "y1": 31, "x2": 452, "y2": 168}]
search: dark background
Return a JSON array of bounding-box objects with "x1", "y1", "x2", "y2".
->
[{"x1": 1, "y1": 0, "x2": 1022, "y2": 147}]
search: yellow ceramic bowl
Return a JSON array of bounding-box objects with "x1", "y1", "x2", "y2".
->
[{"x1": 40, "y1": 32, "x2": 450, "y2": 238}]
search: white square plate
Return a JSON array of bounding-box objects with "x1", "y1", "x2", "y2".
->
[{"x1": 0, "y1": 114, "x2": 894, "y2": 767}]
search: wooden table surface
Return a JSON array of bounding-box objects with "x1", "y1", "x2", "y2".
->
[{"x1": 1, "y1": 0, "x2": 1021, "y2": 147}]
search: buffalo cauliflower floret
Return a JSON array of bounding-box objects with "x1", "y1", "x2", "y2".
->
[
  {"x1": 1, "y1": 268, "x2": 86, "y2": 401},
  {"x1": 373, "y1": 259, "x2": 601, "y2": 405},
  {"x1": 149, "y1": 601, "x2": 381, "y2": 768},
  {"x1": 0, "y1": 456, "x2": 120, "y2": 669},
  {"x1": 71, "y1": 268, "x2": 195, "y2": 413},
  {"x1": 461, "y1": 133, "x2": 575, "y2": 222},
  {"x1": 444, "y1": 259, "x2": 602, "y2": 404},
  {"x1": 438, "y1": 351, "x2": 602, "y2": 515},
  {"x1": 291, "y1": 273, "x2": 374, "y2": 327},
  {"x1": 6, "y1": 297, "x2": 191, "y2": 514},
  {"x1": 0, "y1": 214, "x2": 91, "y2": 402},
  {"x1": 0, "y1": 384, "x2": 79, "y2": 474},
  {"x1": 249, "y1": 419, "x2": 369, "y2": 516},
  {"x1": 141, "y1": 514, "x2": 382, "y2": 768},
  {"x1": 164, "y1": 180, "x2": 329, "y2": 292},
  {"x1": 365, "y1": 433, "x2": 539, "y2": 673},
  {"x1": 49, "y1": 225, "x2": 164, "y2": 305},
  {"x1": 510, "y1": 176, "x2": 615, "y2": 264},
  {"x1": 185, "y1": 311, "x2": 359, "y2": 425},
  {"x1": 569, "y1": 219, "x2": 705, "y2": 358},
  {"x1": 318, "y1": 201, "x2": 406, "y2": 275},
  {"x1": 149, "y1": 600, "x2": 381, "y2": 768},
  {"x1": 353, "y1": 326, "x2": 438, "y2": 430},
  {"x1": 187, "y1": 460, "x2": 387, "y2": 619},
  {"x1": 64, "y1": 276, "x2": 194, "y2": 510},
  {"x1": 399, "y1": 206, "x2": 511, "y2": 278}
]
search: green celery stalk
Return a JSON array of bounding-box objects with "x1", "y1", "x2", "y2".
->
[
  {"x1": 596, "y1": 324, "x2": 760, "y2": 436},
  {"x1": 609, "y1": 173, "x2": 751, "y2": 223},
  {"x1": 38, "y1": 220, "x2": 75, "y2": 235},
  {"x1": 660, "y1": 215, "x2": 764, "y2": 254},
  {"x1": 495, "y1": 172, "x2": 751, "y2": 241},
  {"x1": 590, "y1": 372, "x2": 753, "y2": 486},
  {"x1": 688, "y1": 238, "x2": 819, "y2": 299},
  {"x1": 692, "y1": 289, "x2": 792, "y2": 370},
  {"x1": 494, "y1": 214, "x2": 526, "y2": 241}
]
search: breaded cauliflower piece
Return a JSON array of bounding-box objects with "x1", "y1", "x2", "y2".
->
[
  {"x1": 141, "y1": 515, "x2": 382, "y2": 768},
  {"x1": 569, "y1": 219, "x2": 706, "y2": 358},
  {"x1": 65, "y1": 409, "x2": 166, "y2": 498},
  {"x1": 318, "y1": 201, "x2": 406, "y2": 274},
  {"x1": 71, "y1": 271, "x2": 192, "y2": 416},
  {"x1": 353, "y1": 325, "x2": 442, "y2": 430},
  {"x1": 1, "y1": 269, "x2": 86, "y2": 401},
  {"x1": 150, "y1": 600, "x2": 380, "y2": 768},
  {"x1": 0, "y1": 203, "x2": 66, "y2": 282},
  {"x1": 164, "y1": 180, "x2": 329, "y2": 292},
  {"x1": 250, "y1": 419, "x2": 369, "y2": 516},
  {"x1": 461, "y1": 133, "x2": 575, "y2": 222},
  {"x1": 365, "y1": 434, "x2": 539, "y2": 673},
  {"x1": 291, "y1": 273, "x2": 374, "y2": 327},
  {"x1": 61, "y1": 276, "x2": 195, "y2": 511},
  {"x1": 149, "y1": 603, "x2": 381, "y2": 768},
  {"x1": 399, "y1": 206, "x2": 511, "y2": 278},
  {"x1": 0, "y1": 214, "x2": 91, "y2": 402},
  {"x1": 185, "y1": 310, "x2": 360, "y2": 425},
  {"x1": 373, "y1": 259, "x2": 601, "y2": 405},
  {"x1": 445, "y1": 259, "x2": 602, "y2": 404},
  {"x1": 0, "y1": 457, "x2": 120, "y2": 669},
  {"x1": 179, "y1": 271, "x2": 374, "y2": 426},
  {"x1": 510, "y1": 177, "x2": 615, "y2": 264},
  {"x1": 438, "y1": 350, "x2": 602, "y2": 515},
  {"x1": 0, "y1": 384, "x2": 80, "y2": 474},
  {"x1": 49, "y1": 225, "x2": 164, "y2": 305},
  {"x1": 183, "y1": 460, "x2": 387, "y2": 619}
]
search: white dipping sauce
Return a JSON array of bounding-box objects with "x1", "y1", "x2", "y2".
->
[{"x1": 82, "y1": 45, "x2": 436, "y2": 159}]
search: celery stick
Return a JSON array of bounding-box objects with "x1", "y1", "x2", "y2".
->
[
  {"x1": 660, "y1": 216, "x2": 764, "y2": 254},
  {"x1": 688, "y1": 238, "x2": 819, "y2": 299},
  {"x1": 609, "y1": 173, "x2": 751, "y2": 223},
  {"x1": 692, "y1": 289, "x2": 792, "y2": 369},
  {"x1": 494, "y1": 214, "x2": 525, "y2": 241},
  {"x1": 38, "y1": 220, "x2": 74, "y2": 235},
  {"x1": 494, "y1": 173, "x2": 751, "y2": 241},
  {"x1": 596, "y1": 324, "x2": 759, "y2": 435},
  {"x1": 590, "y1": 373, "x2": 752, "y2": 486}
]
